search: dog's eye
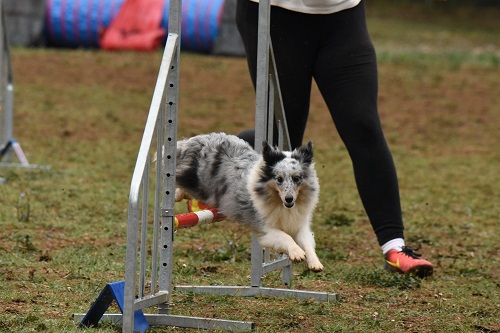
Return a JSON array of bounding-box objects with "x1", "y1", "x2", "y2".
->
[
  {"x1": 292, "y1": 176, "x2": 301, "y2": 183},
  {"x1": 276, "y1": 176, "x2": 284, "y2": 184}
]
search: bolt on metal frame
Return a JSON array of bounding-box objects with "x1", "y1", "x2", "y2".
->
[{"x1": 74, "y1": 0, "x2": 336, "y2": 331}]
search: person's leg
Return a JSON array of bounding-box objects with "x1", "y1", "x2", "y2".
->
[
  {"x1": 237, "y1": 0, "x2": 432, "y2": 276},
  {"x1": 236, "y1": 0, "x2": 317, "y2": 149},
  {"x1": 313, "y1": 2, "x2": 432, "y2": 276},
  {"x1": 313, "y1": 2, "x2": 405, "y2": 248}
]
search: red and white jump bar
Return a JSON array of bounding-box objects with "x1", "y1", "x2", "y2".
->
[{"x1": 174, "y1": 200, "x2": 225, "y2": 229}]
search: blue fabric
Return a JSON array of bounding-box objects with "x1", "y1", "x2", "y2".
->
[
  {"x1": 65, "y1": 0, "x2": 75, "y2": 45},
  {"x1": 47, "y1": 0, "x2": 61, "y2": 45}
]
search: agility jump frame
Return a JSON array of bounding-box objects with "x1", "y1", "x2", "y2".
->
[
  {"x1": 0, "y1": 0, "x2": 44, "y2": 170},
  {"x1": 74, "y1": 0, "x2": 336, "y2": 331},
  {"x1": 0, "y1": 0, "x2": 27, "y2": 167}
]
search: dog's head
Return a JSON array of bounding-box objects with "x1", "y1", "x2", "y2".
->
[{"x1": 260, "y1": 141, "x2": 314, "y2": 208}]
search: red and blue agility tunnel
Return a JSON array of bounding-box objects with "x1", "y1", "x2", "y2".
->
[{"x1": 44, "y1": 0, "x2": 225, "y2": 52}]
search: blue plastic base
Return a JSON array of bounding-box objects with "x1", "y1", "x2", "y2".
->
[{"x1": 79, "y1": 281, "x2": 149, "y2": 333}]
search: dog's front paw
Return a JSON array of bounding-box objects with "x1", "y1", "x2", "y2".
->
[
  {"x1": 287, "y1": 246, "x2": 306, "y2": 262},
  {"x1": 307, "y1": 259, "x2": 324, "y2": 272}
]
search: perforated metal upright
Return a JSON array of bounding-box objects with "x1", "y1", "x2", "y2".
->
[
  {"x1": 251, "y1": 0, "x2": 293, "y2": 289},
  {"x1": 119, "y1": 0, "x2": 253, "y2": 330},
  {"x1": 76, "y1": 0, "x2": 254, "y2": 331}
]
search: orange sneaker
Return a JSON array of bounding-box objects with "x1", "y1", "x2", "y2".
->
[{"x1": 385, "y1": 246, "x2": 433, "y2": 278}]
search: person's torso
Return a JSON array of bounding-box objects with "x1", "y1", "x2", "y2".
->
[{"x1": 249, "y1": 0, "x2": 361, "y2": 14}]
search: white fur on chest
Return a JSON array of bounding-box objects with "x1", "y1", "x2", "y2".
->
[
  {"x1": 256, "y1": 197, "x2": 313, "y2": 236},
  {"x1": 267, "y1": 206, "x2": 310, "y2": 236}
]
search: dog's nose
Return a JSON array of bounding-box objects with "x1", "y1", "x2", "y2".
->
[{"x1": 285, "y1": 196, "x2": 294, "y2": 204}]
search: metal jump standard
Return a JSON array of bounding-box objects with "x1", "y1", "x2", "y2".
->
[
  {"x1": 0, "y1": 0, "x2": 49, "y2": 173},
  {"x1": 74, "y1": 0, "x2": 337, "y2": 331},
  {"x1": 0, "y1": 0, "x2": 41, "y2": 170}
]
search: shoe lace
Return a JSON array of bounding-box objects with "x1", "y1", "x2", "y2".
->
[{"x1": 401, "y1": 246, "x2": 422, "y2": 259}]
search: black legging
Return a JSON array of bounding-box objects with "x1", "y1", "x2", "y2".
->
[{"x1": 236, "y1": 0, "x2": 404, "y2": 245}]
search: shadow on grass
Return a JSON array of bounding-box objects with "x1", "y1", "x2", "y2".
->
[
  {"x1": 345, "y1": 267, "x2": 422, "y2": 290},
  {"x1": 323, "y1": 212, "x2": 355, "y2": 227}
]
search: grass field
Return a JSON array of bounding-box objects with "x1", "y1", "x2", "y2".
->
[{"x1": 1, "y1": 2, "x2": 499, "y2": 332}]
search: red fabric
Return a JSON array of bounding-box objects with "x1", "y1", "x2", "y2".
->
[{"x1": 100, "y1": 0, "x2": 165, "y2": 51}]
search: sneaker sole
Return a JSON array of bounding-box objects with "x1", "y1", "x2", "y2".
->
[
  {"x1": 384, "y1": 263, "x2": 434, "y2": 278},
  {"x1": 410, "y1": 265, "x2": 433, "y2": 278}
]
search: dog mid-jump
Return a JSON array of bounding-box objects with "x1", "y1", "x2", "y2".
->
[{"x1": 174, "y1": 132, "x2": 323, "y2": 272}]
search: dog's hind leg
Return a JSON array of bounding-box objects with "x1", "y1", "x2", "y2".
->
[
  {"x1": 295, "y1": 226, "x2": 324, "y2": 272},
  {"x1": 175, "y1": 188, "x2": 191, "y2": 202},
  {"x1": 259, "y1": 228, "x2": 306, "y2": 262}
]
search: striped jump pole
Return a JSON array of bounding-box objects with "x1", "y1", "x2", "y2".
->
[{"x1": 175, "y1": 199, "x2": 225, "y2": 229}]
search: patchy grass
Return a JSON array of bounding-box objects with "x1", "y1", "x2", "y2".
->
[{"x1": 1, "y1": 3, "x2": 499, "y2": 333}]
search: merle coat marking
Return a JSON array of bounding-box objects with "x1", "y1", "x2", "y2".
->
[{"x1": 175, "y1": 132, "x2": 323, "y2": 271}]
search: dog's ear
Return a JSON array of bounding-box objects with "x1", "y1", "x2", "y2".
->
[
  {"x1": 293, "y1": 141, "x2": 313, "y2": 165},
  {"x1": 262, "y1": 141, "x2": 285, "y2": 166}
]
